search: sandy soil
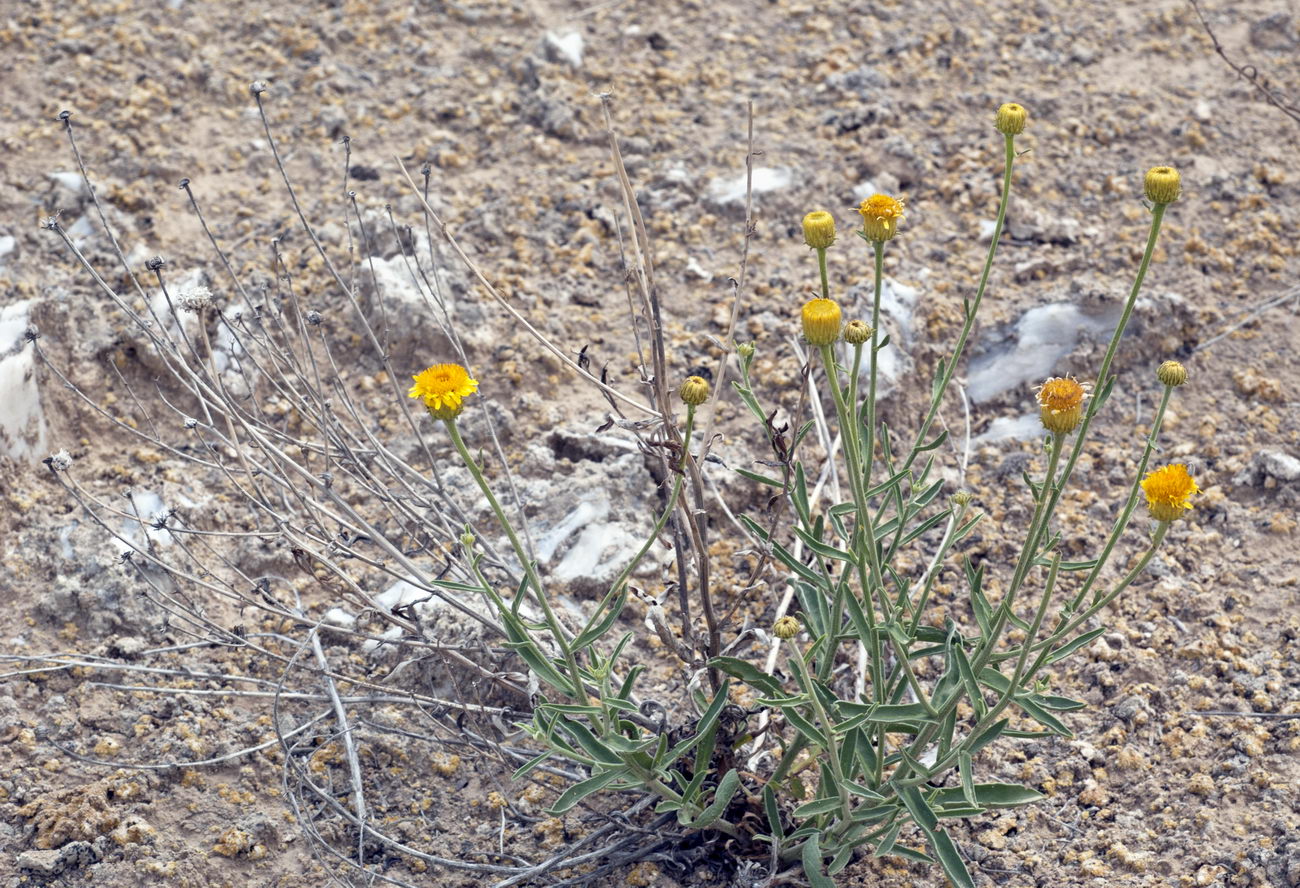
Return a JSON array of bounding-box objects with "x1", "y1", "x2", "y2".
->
[{"x1": 2, "y1": 0, "x2": 1299, "y2": 886}]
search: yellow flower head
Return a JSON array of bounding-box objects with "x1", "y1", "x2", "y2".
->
[
  {"x1": 409, "y1": 363, "x2": 479, "y2": 420},
  {"x1": 679, "y1": 375, "x2": 710, "y2": 407},
  {"x1": 1156, "y1": 360, "x2": 1188, "y2": 387},
  {"x1": 1035, "y1": 376, "x2": 1089, "y2": 435},
  {"x1": 773, "y1": 615, "x2": 801, "y2": 640},
  {"x1": 801, "y1": 297, "x2": 842, "y2": 346},
  {"x1": 1141, "y1": 463, "x2": 1199, "y2": 522},
  {"x1": 996, "y1": 102, "x2": 1028, "y2": 136},
  {"x1": 1144, "y1": 166, "x2": 1181, "y2": 205},
  {"x1": 802, "y1": 210, "x2": 836, "y2": 249},
  {"x1": 857, "y1": 194, "x2": 905, "y2": 242}
]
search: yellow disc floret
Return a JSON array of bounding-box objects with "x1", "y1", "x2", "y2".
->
[
  {"x1": 857, "y1": 194, "x2": 905, "y2": 243},
  {"x1": 802, "y1": 211, "x2": 836, "y2": 249},
  {"x1": 1144, "y1": 166, "x2": 1181, "y2": 205},
  {"x1": 801, "y1": 298, "x2": 842, "y2": 346},
  {"x1": 996, "y1": 102, "x2": 1028, "y2": 136},
  {"x1": 1141, "y1": 463, "x2": 1200, "y2": 522},
  {"x1": 409, "y1": 363, "x2": 479, "y2": 420},
  {"x1": 679, "y1": 375, "x2": 710, "y2": 407},
  {"x1": 1035, "y1": 376, "x2": 1089, "y2": 435}
]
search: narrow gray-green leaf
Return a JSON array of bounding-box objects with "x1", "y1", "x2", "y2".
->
[
  {"x1": 692, "y1": 769, "x2": 740, "y2": 828},
  {"x1": 709, "y1": 657, "x2": 783, "y2": 697},
  {"x1": 800, "y1": 833, "x2": 836, "y2": 888},
  {"x1": 548, "y1": 768, "x2": 627, "y2": 814}
]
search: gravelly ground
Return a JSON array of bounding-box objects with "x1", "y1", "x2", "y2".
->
[{"x1": 1, "y1": 0, "x2": 1299, "y2": 886}]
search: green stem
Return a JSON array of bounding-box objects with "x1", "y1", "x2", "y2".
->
[
  {"x1": 1073, "y1": 386, "x2": 1172, "y2": 608},
  {"x1": 445, "y1": 417, "x2": 585, "y2": 698},
  {"x1": 908, "y1": 523, "x2": 1171, "y2": 786},
  {"x1": 895, "y1": 198, "x2": 1174, "y2": 785},
  {"x1": 787, "y1": 639, "x2": 854, "y2": 824},
  {"x1": 817, "y1": 345, "x2": 886, "y2": 695},
  {"x1": 1015, "y1": 203, "x2": 1170, "y2": 575},
  {"x1": 978, "y1": 432, "x2": 1065, "y2": 671},
  {"x1": 1004, "y1": 552, "x2": 1061, "y2": 703},
  {"x1": 816, "y1": 246, "x2": 830, "y2": 301},
  {"x1": 893, "y1": 431, "x2": 1063, "y2": 782},
  {"x1": 1028, "y1": 520, "x2": 1173, "y2": 662},
  {"x1": 909, "y1": 520, "x2": 1175, "y2": 785},
  {"x1": 863, "y1": 241, "x2": 885, "y2": 488},
  {"x1": 897, "y1": 133, "x2": 1017, "y2": 471}
]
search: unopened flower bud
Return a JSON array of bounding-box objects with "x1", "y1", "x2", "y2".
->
[
  {"x1": 1144, "y1": 166, "x2": 1181, "y2": 205},
  {"x1": 679, "y1": 375, "x2": 710, "y2": 407},
  {"x1": 801, "y1": 298, "x2": 842, "y2": 346},
  {"x1": 736, "y1": 341, "x2": 755, "y2": 360},
  {"x1": 802, "y1": 211, "x2": 836, "y2": 249},
  {"x1": 950, "y1": 490, "x2": 973, "y2": 507},
  {"x1": 843, "y1": 320, "x2": 873, "y2": 345},
  {"x1": 773, "y1": 615, "x2": 801, "y2": 640},
  {"x1": 460, "y1": 531, "x2": 476, "y2": 548},
  {"x1": 1156, "y1": 360, "x2": 1187, "y2": 387},
  {"x1": 995, "y1": 102, "x2": 1027, "y2": 136}
]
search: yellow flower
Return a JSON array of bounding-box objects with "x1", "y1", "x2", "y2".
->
[
  {"x1": 1144, "y1": 166, "x2": 1181, "y2": 205},
  {"x1": 679, "y1": 375, "x2": 710, "y2": 407},
  {"x1": 995, "y1": 102, "x2": 1028, "y2": 136},
  {"x1": 1035, "y1": 376, "x2": 1089, "y2": 435},
  {"x1": 1141, "y1": 464, "x2": 1199, "y2": 522},
  {"x1": 1156, "y1": 360, "x2": 1188, "y2": 387},
  {"x1": 802, "y1": 211, "x2": 836, "y2": 249},
  {"x1": 801, "y1": 298, "x2": 842, "y2": 346},
  {"x1": 409, "y1": 363, "x2": 478, "y2": 420},
  {"x1": 857, "y1": 194, "x2": 905, "y2": 242}
]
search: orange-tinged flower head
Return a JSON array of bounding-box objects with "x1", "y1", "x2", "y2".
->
[
  {"x1": 409, "y1": 363, "x2": 478, "y2": 420},
  {"x1": 801, "y1": 298, "x2": 842, "y2": 346},
  {"x1": 802, "y1": 211, "x2": 836, "y2": 249},
  {"x1": 1141, "y1": 463, "x2": 1199, "y2": 522},
  {"x1": 857, "y1": 194, "x2": 905, "y2": 242},
  {"x1": 1035, "y1": 376, "x2": 1089, "y2": 435}
]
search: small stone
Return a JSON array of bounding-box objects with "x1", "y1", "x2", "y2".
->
[
  {"x1": 1234, "y1": 450, "x2": 1300, "y2": 487},
  {"x1": 17, "y1": 849, "x2": 64, "y2": 875}
]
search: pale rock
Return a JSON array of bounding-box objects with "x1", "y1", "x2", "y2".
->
[{"x1": 706, "y1": 167, "x2": 793, "y2": 206}]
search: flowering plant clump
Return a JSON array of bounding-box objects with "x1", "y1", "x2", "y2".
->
[
  {"x1": 388, "y1": 100, "x2": 1201, "y2": 887},
  {"x1": 41, "y1": 87, "x2": 1204, "y2": 888}
]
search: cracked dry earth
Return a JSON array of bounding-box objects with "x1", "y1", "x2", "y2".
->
[{"x1": 2, "y1": 0, "x2": 1300, "y2": 886}]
